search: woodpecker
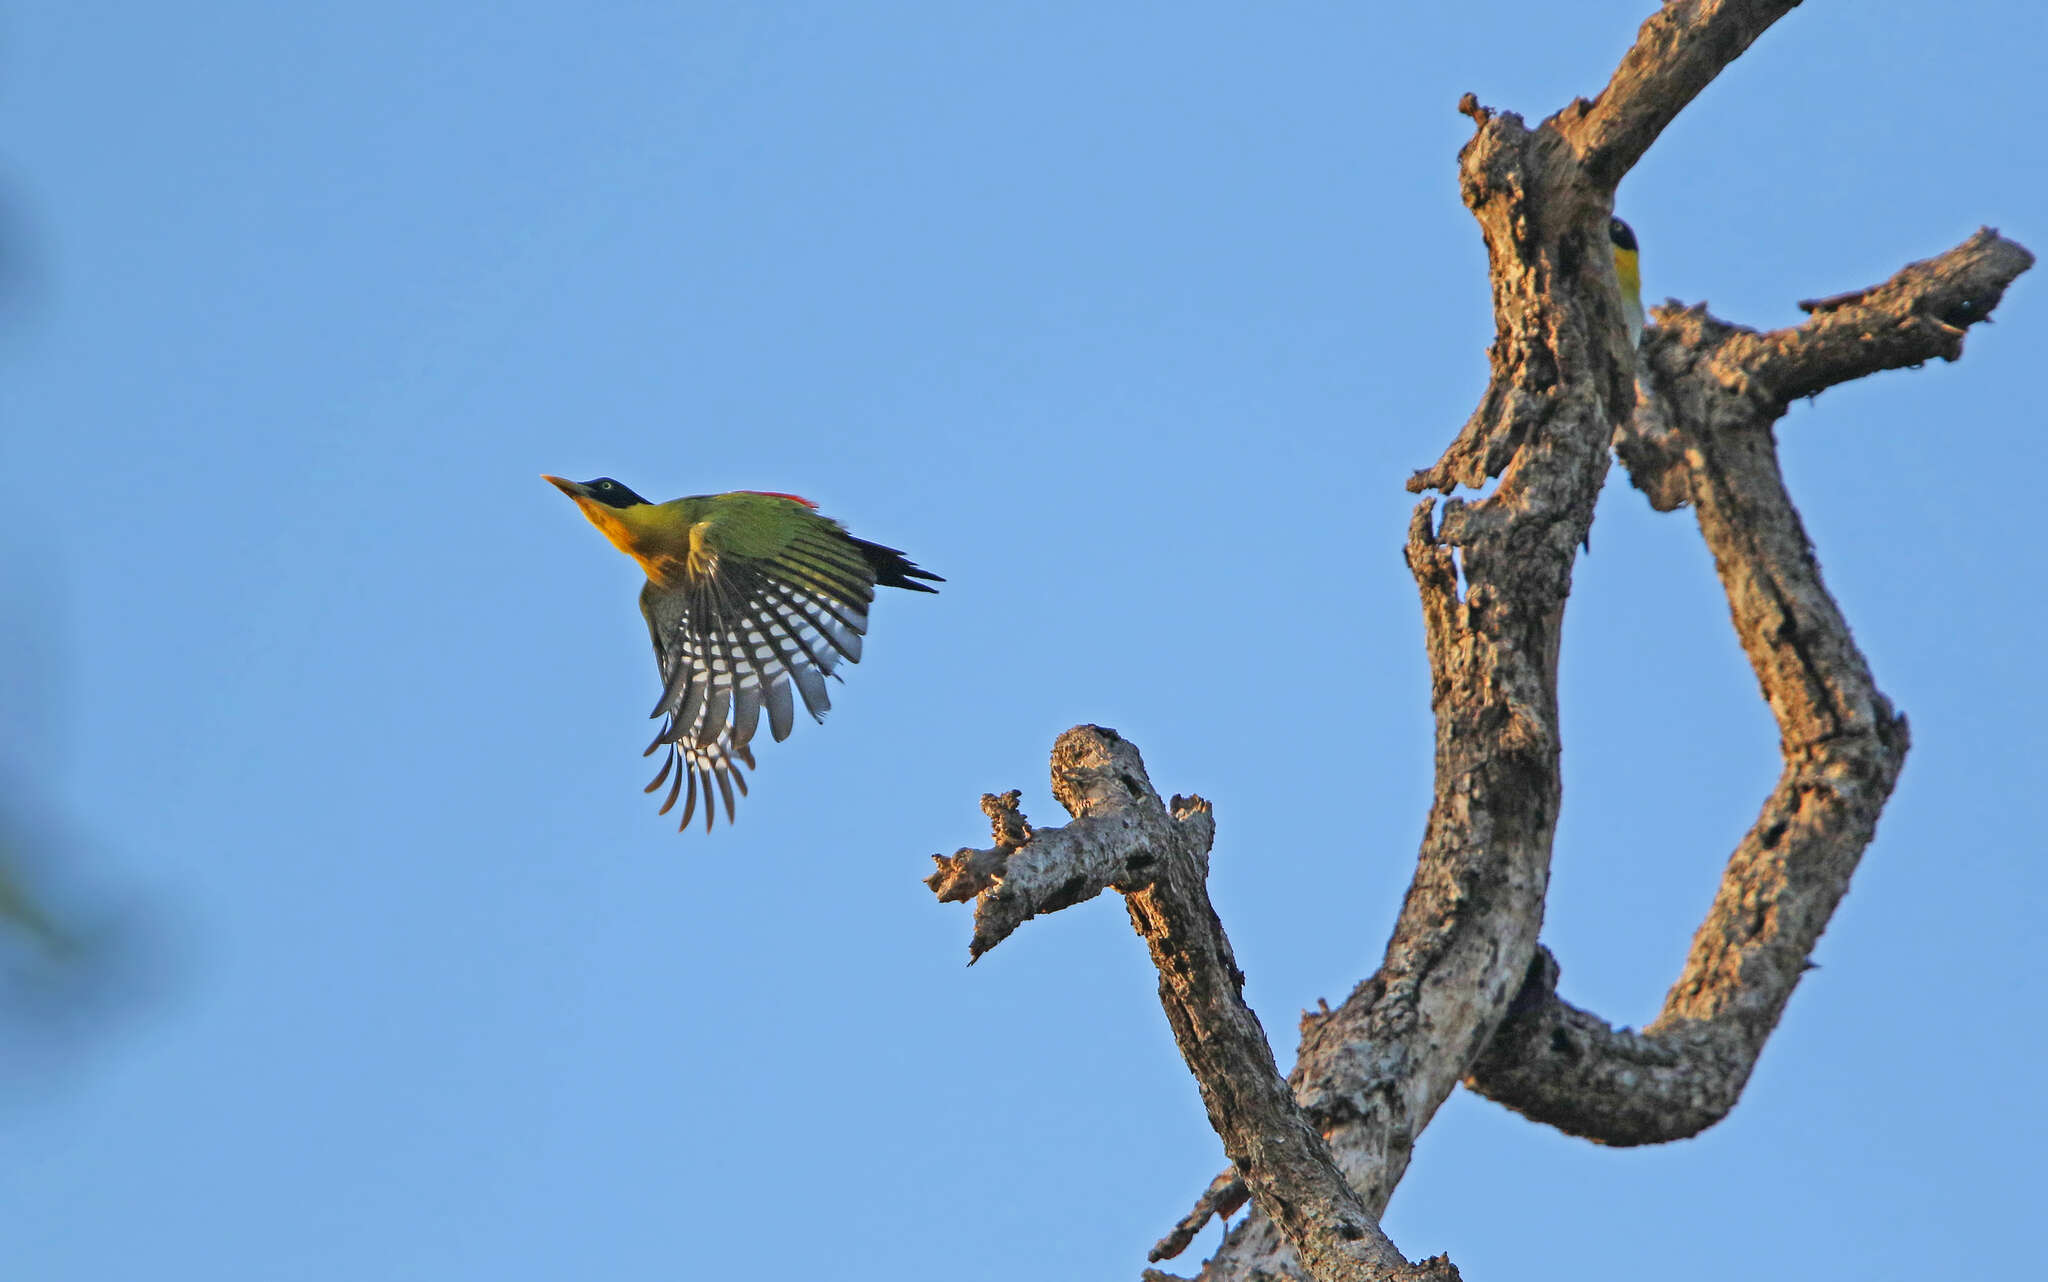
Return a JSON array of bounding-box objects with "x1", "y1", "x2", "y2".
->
[
  {"x1": 1610, "y1": 216, "x2": 1645, "y2": 349},
  {"x1": 544, "y1": 476, "x2": 941, "y2": 831}
]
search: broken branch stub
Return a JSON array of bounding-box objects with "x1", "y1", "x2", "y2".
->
[{"x1": 925, "y1": 726, "x2": 1214, "y2": 962}]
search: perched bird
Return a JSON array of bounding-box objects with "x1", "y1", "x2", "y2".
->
[
  {"x1": 1610, "y1": 216, "x2": 1645, "y2": 349},
  {"x1": 544, "y1": 476, "x2": 941, "y2": 831}
]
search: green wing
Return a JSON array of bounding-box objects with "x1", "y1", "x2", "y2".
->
[{"x1": 642, "y1": 513, "x2": 873, "y2": 736}]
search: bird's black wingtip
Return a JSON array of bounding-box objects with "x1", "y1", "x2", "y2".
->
[{"x1": 852, "y1": 538, "x2": 945, "y2": 593}]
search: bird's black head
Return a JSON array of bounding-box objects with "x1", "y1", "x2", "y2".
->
[
  {"x1": 576, "y1": 477, "x2": 650, "y2": 509},
  {"x1": 1608, "y1": 217, "x2": 1637, "y2": 252}
]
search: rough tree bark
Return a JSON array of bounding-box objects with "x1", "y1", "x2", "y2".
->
[{"x1": 922, "y1": 5, "x2": 2031, "y2": 1280}]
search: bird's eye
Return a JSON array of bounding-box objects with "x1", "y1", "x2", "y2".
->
[{"x1": 597, "y1": 481, "x2": 613, "y2": 491}]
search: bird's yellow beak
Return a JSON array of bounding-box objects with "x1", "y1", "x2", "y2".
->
[{"x1": 542, "y1": 475, "x2": 586, "y2": 499}]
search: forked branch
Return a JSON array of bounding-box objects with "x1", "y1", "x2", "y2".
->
[
  {"x1": 920, "y1": 4, "x2": 2029, "y2": 1280},
  {"x1": 926, "y1": 727, "x2": 1451, "y2": 1282},
  {"x1": 1467, "y1": 228, "x2": 2030, "y2": 1139}
]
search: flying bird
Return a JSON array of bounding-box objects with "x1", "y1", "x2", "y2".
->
[{"x1": 544, "y1": 476, "x2": 941, "y2": 831}]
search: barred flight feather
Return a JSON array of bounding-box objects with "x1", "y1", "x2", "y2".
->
[
  {"x1": 642, "y1": 732, "x2": 754, "y2": 832},
  {"x1": 633, "y1": 537, "x2": 888, "y2": 828}
]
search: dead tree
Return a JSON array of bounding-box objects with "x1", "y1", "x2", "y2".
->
[{"x1": 923, "y1": 4, "x2": 2032, "y2": 1279}]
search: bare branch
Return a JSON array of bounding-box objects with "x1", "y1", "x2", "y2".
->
[
  {"x1": 1408, "y1": 105, "x2": 1636, "y2": 494},
  {"x1": 924, "y1": 792, "x2": 1033, "y2": 905},
  {"x1": 1179, "y1": 234, "x2": 2029, "y2": 1271},
  {"x1": 928, "y1": 728, "x2": 1459, "y2": 1280},
  {"x1": 1469, "y1": 390, "x2": 1914, "y2": 1127},
  {"x1": 1557, "y1": 0, "x2": 1805, "y2": 189},
  {"x1": 1464, "y1": 228, "x2": 2034, "y2": 1139},
  {"x1": 1161, "y1": 70, "x2": 1643, "y2": 1274},
  {"x1": 923, "y1": 731, "x2": 1212, "y2": 961},
  {"x1": 1746, "y1": 228, "x2": 2031, "y2": 401},
  {"x1": 925, "y1": 4, "x2": 2024, "y2": 1277},
  {"x1": 1122, "y1": 777, "x2": 1408, "y2": 1280},
  {"x1": 1610, "y1": 363, "x2": 1694, "y2": 513},
  {"x1": 1618, "y1": 229, "x2": 2032, "y2": 512},
  {"x1": 1419, "y1": 0, "x2": 1808, "y2": 498},
  {"x1": 1464, "y1": 947, "x2": 1752, "y2": 1143},
  {"x1": 1158, "y1": 4, "x2": 1995, "y2": 1273},
  {"x1": 1150, "y1": 1171, "x2": 1245, "y2": 1265}
]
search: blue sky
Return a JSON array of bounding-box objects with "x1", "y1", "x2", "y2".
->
[{"x1": 1, "y1": 2, "x2": 2040, "y2": 1278}]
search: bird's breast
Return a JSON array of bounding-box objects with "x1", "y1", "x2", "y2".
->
[{"x1": 576, "y1": 501, "x2": 699, "y2": 586}]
